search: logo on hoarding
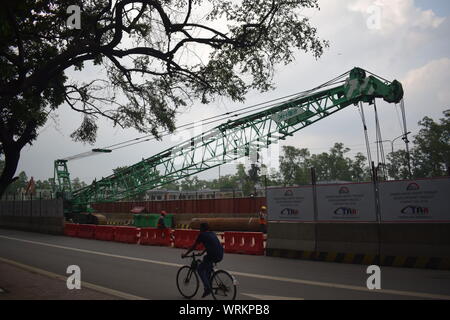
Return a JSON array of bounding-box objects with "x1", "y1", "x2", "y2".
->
[
  {"x1": 334, "y1": 207, "x2": 359, "y2": 216},
  {"x1": 406, "y1": 183, "x2": 420, "y2": 191},
  {"x1": 401, "y1": 206, "x2": 430, "y2": 216},
  {"x1": 280, "y1": 208, "x2": 299, "y2": 216},
  {"x1": 284, "y1": 190, "x2": 294, "y2": 197},
  {"x1": 339, "y1": 187, "x2": 350, "y2": 194}
]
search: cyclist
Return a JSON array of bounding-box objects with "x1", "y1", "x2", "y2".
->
[{"x1": 182, "y1": 222, "x2": 224, "y2": 298}]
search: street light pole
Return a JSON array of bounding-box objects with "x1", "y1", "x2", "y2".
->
[
  {"x1": 392, "y1": 132, "x2": 411, "y2": 153},
  {"x1": 375, "y1": 132, "x2": 411, "y2": 154}
]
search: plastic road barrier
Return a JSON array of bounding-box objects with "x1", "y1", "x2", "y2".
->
[
  {"x1": 94, "y1": 226, "x2": 116, "y2": 241},
  {"x1": 173, "y1": 229, "x2": 200, "y2": 249},
  {"x1": 224, "y1": 232, "x2": 265, "y2": 255},
  {"x1": 114, "y1": 226, "x2": 140, "y2": 244},
  {"x1": 140, "y1": 228, "x2": 172, "y2": 246},
  {"x1": 77, "y1": 224, "x2": 96, "y2": 239},
  {"x1": 64, "y1": 223, "x2": 79, "y2": 237}
]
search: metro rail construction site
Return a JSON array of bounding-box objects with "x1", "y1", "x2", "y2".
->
[{"x1": 0, "y1": 0, "x2": 449, "y2": 310}]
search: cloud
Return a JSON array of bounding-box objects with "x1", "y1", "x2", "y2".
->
[
  {"x1": 402, "y1": 57, "x2": 450, "y2": 117},
  {"x1": 348, "y1": 0, "x2": 445, "y2": 32}
]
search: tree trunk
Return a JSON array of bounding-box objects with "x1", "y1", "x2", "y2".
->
[{"x1": 0, "y1": 143, "x2": 21, "y2": 198}]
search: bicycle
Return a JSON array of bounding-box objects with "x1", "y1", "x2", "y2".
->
[{"x1": 177, "y1": 252, "x2": 238, "y2": 300}]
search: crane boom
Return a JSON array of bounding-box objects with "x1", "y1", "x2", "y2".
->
[{"x1": 54, "y1": 67, "x2": 403, "y2": 208}]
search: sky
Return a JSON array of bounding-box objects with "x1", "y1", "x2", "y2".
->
[{"x1": 17, "y1": 0, "x2": 450, "y2": 185}]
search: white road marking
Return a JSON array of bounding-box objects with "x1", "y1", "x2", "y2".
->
[
  {"x1": 242, "y1": 293, "x2": 304, "y2": 300},
  {"x1": 0, "y1": 256, "x2": 147, "y2": 300},
  {"x1": 1, "y1": 234, "x2": 450, "y2": 300},
  {"x1": 0, "y1": 234, "x2": 183, "y2": 267},
  {"x1": 231, "y1": 270, "x2": 450, "y2": 300}
]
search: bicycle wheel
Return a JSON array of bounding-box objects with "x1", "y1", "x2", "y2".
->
[
  {"x1": 176, "y1": 266, "x2": 199, "y2": 299},
  {"x1": 210, "y1": 270, "x2": 237, "y2": 300}
]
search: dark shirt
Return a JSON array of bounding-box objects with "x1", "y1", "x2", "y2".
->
[
  {"x1": 196, "y1": 231, "x2": 224, "y2": 262},
  {"x1": 157, "y1": 216, "x2": 166, "y2": 229}
]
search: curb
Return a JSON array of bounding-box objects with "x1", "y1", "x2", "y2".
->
[{"x1": 266, "y1": 248, "x2": 450, "y2": 271}]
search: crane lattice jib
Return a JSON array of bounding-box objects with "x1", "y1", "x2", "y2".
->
[
  {"x1": 53, "y1": 160, "x2": 72, "y2": 196},
  {"x1": 67, "y1": 67, "x2": 403, "y2": 206}
]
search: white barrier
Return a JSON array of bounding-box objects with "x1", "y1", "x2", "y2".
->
[
  {"x1": 267, "y1": 177, "x2": 450, "y2": 223},
  {"x1": 379, "y1": 178, "x2": 450, "y2": 222},
  {"x1": 267, "y1": 186, "x2": 315, "y2": 222},
  {"x1": 316, "y1": 183, "x2": 377, "y2": 222}
]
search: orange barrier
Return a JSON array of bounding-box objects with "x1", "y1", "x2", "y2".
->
[
  {"x1": 173, "y1": 229, "x2": 204, "y2": 250},
  {"x1": 64, "y1": 223, "x2": 79, "y2": 237},
  {"x1": 140, "y1": 228, "x2": 172, "y2": 246},
  {"x1": 224, "y1": 232, "x2": 265, "y2": 255},
  {"x1": 77, "y1": 224, "x2": 96, "y2": 239},
  {"x1": 95, "y1": 226, "x2": 116, "y2": 241},
  {"x1": 114, "y1": 226, "x2": 139, "y2": 244}
]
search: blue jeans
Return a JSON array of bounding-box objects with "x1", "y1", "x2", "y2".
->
[{"x1": 197, "y1": 255, "x2": 216, "y2": 291}]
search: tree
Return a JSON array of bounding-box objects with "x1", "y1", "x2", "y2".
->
[
  {"x1": 236, "y1": 163, "x2": 254, "y2": 196},
  {"x1": 36, "y1": 178, "x2": 53, "y2": 191},
  {"x1": 248, "y1": 164, "x2": 260, "y2": 184},
  {"x1": 349, "y1": 152, "x2": 370, "y2": 182},
  {"x1": 279, "y1": 146, "x2": 310, "y2": 185},
  {"x1": 309, "y1": 144, "x2": 346, "y2": 182},
  {"x1": 71, "y1": 177, "x2": 87, "y2": 190},
  {"x1": 386, "y1": 150, "x2": 410, "y2": 180},
  {"x1": 0, "y1": 0, "x2": 327, "y2": 197},
  {"x1": 5, "y1": 171, "x2": 28, "y2": 194},
  {"x1": 411, "y1": 110, "x2": 449, "y2": 178},
  {"x1": 267, "y1": 167, "x2": 283, "y2": 187}
]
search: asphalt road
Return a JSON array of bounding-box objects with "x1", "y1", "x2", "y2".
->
[{"x1": 1, "y1": 228, "x2": 449, "y2": 300}]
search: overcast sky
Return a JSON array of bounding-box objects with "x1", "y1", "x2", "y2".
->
[{"x1": 18, "y1": 0, "x2": 450, "y2": 184}]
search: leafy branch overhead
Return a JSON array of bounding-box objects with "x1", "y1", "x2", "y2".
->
[{"x1": 0, "y1": 0, "x2": 327, "y2": 147}]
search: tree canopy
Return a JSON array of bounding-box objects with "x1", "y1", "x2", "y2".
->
[{"x1": 0, "y1": 0, "x2": 327, "y2": 196}]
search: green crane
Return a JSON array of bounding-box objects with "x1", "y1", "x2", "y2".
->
[{"x1": 54, "y1": 67, "x2": 403, "y2": 212}]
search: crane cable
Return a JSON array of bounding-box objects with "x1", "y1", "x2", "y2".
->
[
  {"x1": 102, "y1": 70, "x2": 351, "y2": 150},
  {"x1": 62, "y1": 69, "x2": 390, "y2": 161},
  {"x1": 373, "y1": 100, "x2": 387, "y2": 180},
  {"x1": 357, "y1": 102, "x2": 373, "y2": 175},
  {"x1": 400, "y1": 98, "x2": 413, "y2": 178}
]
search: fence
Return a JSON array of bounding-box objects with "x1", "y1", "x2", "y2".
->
[
  {"x1": 92, "y1": 196, "x2": 267, "y2": 214},
  {"x1": 267, "y1": 177, "x2": 450, "y2": 223},
  {"x1": 0, "y1": 198, "x2": 64, "y2": 234},
  {"x1": 266, "y1": 177, "x2": 450, "y2": 269}
]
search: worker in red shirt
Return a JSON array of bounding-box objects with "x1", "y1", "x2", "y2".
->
[{"x1": 158, "y1": 210, "x2": 167, "y2": 229}]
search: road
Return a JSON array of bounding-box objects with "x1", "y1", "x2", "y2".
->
[{"x1": 1, "y1": 228, "x2": 449, "y2": 300}]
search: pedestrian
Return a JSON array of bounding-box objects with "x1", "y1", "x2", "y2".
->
[
  {"x1": 258, "y1": 206, "x2": 268, "y2": 234},
  {"x1": 158, "y1": 210, "x2": 167, "y2": 229}
]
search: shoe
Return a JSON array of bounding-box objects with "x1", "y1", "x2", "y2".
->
[{"x1": 201, "y1": 289, "x2": 212, "y2": 298}]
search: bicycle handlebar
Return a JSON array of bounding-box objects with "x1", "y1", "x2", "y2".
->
[{"x1": 182, "y1": 252, "x2": 205, "y2": 259}]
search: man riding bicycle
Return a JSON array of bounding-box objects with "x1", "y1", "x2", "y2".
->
[{"x1": 182, "y1": 222, "x2": 224, "y2": 298}]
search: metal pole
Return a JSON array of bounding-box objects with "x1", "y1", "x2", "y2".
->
[
  {"x1": 311, "y1": 167, "x2": 319, "y2": 256},
  {"x1": 371, "y1": 162, "x2": 382, "y2": 264},
  {"x1": 400, "y1": 99, "x2": 412, "y2": 178}
]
